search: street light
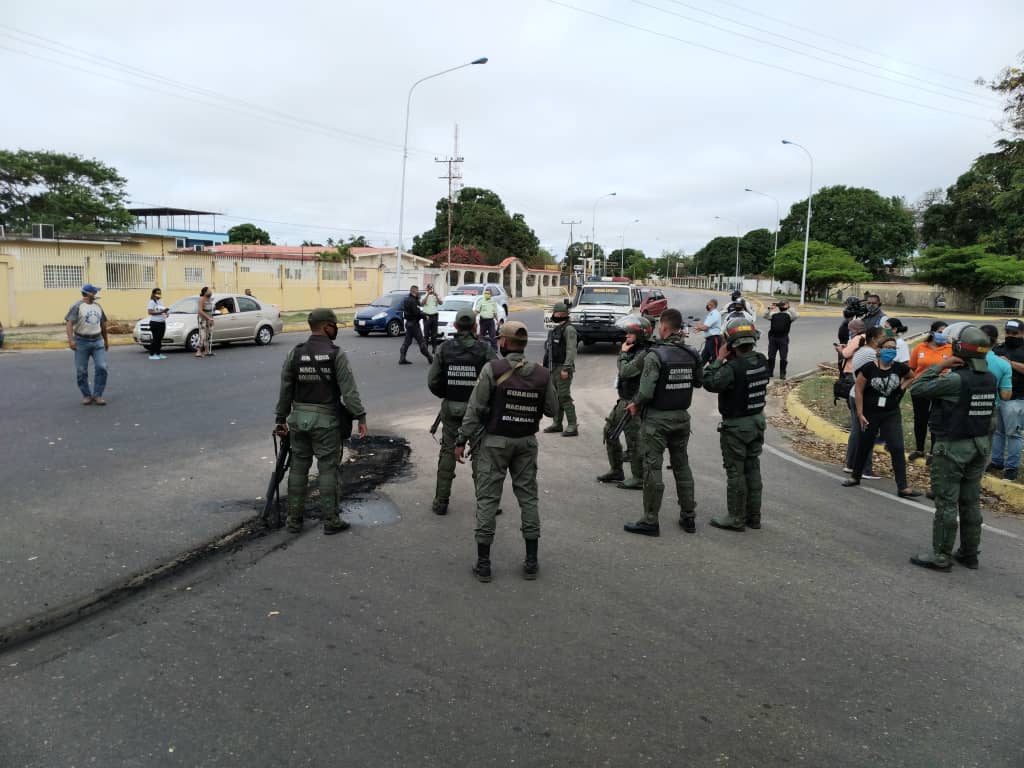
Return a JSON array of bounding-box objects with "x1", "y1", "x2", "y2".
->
[
  {"x1": 782, "y1": 139, "x2": 813, "y2": 305},
  {"x1": 619, "y1": 218, "x2": 639, "y2": 277},
  {"x1": 395, "y1": 57, "x2": 488, "y2": 289},
  {"x1": 714, "y1": 215, "x2": 741, "y2": 291},
  {"x1": 744, "y1": 187, "x2": 780, "y2": 294},
  {"x1": 591, "y1": 192, "x2": 616, "y2": 280}
]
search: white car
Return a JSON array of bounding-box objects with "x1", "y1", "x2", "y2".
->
[
  {"x1": 435, "y1": 295, "x2": 507, "y2": 340},
  {"x1": 133, "y1": 293, "x2": 284, "y2": 352}
]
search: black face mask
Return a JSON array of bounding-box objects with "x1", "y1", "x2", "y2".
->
[
  {"x1": 499, "y1": 346, "x2": 514, "y2": 357},
  {"x1": 325, "y1": 325, "x2": 338, "y2": 341},
  {"x1": 1005, "y1": 336, "x2": 1023, "y2": 349},
  {"x1": 866, "y1": 304, "x2": 880, "y2": 315},
  {"x1": 553, "y1": 315, "x2": 568, "y2": 324}
]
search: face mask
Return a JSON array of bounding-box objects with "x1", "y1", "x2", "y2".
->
[
  {"x1": 867, "y1": 304, "x2": 879, "y2": 314},
  {"x1": 884, "y1": 328, "x2": 895, "y2": 338},
  {"x1": 1005, "y1": 336, "x2": 1023, "y2": 349},
  {"x1": 879, "y1": 349, "x2": 898, "y2": 364},
  {"x1": 932, "y1": 332, "x2": 947, "y2": 345},
  {"x1": 705, "y1": 305, "x2": 711, "y2": 312}
]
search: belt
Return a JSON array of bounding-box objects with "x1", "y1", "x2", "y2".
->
[{"x1": 75, "y1": 333, "x2": 102, "y2": 339}]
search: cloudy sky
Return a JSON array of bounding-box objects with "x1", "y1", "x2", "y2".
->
[{"x1": 2, "y1": 0, "x2": 1020, "y2": 260}]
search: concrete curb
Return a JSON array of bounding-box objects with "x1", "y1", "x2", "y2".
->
[{"x1": 785, "y1": 379, "x2": 1024, "y2": 508}]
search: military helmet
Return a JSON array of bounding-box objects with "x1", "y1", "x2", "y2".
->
[
  {"x1": 953, "y1": 325, "x2": 991, "y2": 360},
  {"x1": 615, "y1": 313, "x2": 653, "y2": 340},
  {"x1": 551, "y1": 300, "x2": 570, "y2": 316},
  {"x1": 499, "y1": 320, "x2": 529, "y2": 340},
  {"x1": 723, "y1": 317, "x2": 758, "y2": 348}
]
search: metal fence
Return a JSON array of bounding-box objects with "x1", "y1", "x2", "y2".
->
[{"x1": 103, "y1": 251, "x2": 159, "y2": 291}]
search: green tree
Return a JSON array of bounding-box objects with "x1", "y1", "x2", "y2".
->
[
  {"x1": 979, "y1": 53, "x2": 1024, "y2": 137},
  {"x1": 693, "y1": 236, "x2": 740, "y2": 276},
  {"x1": 412, "y1": 187, "x2": 541, "y2": 267},
  {"x1": 607, "y1": 248, "x2": 646, "y2": 276},
  {"x1": 915, "y1": 244, "x2": 1024, "y2": 312},
  {"x1": 537, "y1": 246, "x2": 556, "y2": 265},
  {"x1": 774, "y1": 240, "x2": 871, "y2": 298},
  {"x1": 317, "y1": 241, "x2": 356, "y2": 267},
  {"x1": 778, "y1": 185, "x2": 916, "y2": 275},
  {"x1": 228, "y1": 223, "x2": 273, "y2": 244},
  {"x1": 0, "y1": 149, "x2": 135, "y2": 232}
]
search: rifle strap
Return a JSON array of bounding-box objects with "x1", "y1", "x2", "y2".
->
[{"x1": 495, "y1": 359, "x2": 526, "y2": 387}]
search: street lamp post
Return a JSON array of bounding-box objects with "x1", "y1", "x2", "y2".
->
[
  {"x1": 782, "y1": 139, "x2": 814, "y2": 305},
  {"x1": 744, "y1": 187, "x2": 780, "y2": 294},
  {"x1": 395, "y1": 57, "x2": 488, "y2": 290},
  {"x1": 619, "y1": 218, "x2": 639, "y2": 277},
  {"x1": 714, "y1": 215, "x2": 741, "y2": 291},
  {"x1": 591, "y1": 192, "x2": 616, "y2": 280}
]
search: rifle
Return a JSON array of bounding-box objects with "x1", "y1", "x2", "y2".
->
[
  {"x1": 605, "y1": 409, "x2": 632, "y2": 444},
  {"x1": 261, "y1": 433, "x2": 291, "y2": 529},
  {"x1": 429, "y1": 409, "x2": 443, "y2": 443},
  {"x1": 465, "y1": 426, "x2": 486, "y2": 458}
]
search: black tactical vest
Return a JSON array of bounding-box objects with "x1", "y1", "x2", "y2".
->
[
  {"x1": 995, "y1": 343, "x2": 1024, "y2": 398},
  {"x1": 650, "y1": 344, "x2": 699, "y2": 410},
  {"x1": 617, "y1": 347, "x2": 649, "y2": 400},
  {"x1": 439, "y1": 340, "x2": 489, "y2": 402},
  {"x1": 291, "y1": 338, "x2": 339, "y2": 405},
  {"x1": 769, "y1": 311, "x2": 793, "y2": 337},
  {"x1": 548, "y1": 323, "x2": 569, "y2": 367},
  {"x1": 930, "y1": 368, "x2": 997, "y2": 439},
  {"x1": 718, "y1": 353, "x2": 769, "y2": 418},
  {"x1": 486, "y1": 359, "x2": 551, "y2": 437}
]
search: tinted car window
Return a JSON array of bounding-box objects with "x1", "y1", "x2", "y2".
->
[
  {"x1": 169, "y1": 297, "x2": 198, "y2": 314},
  {"x1": 237, "y1": 297, "x2": 259, "y2": 312},
  {"x1": 391, "y1": 295, "x2": 406, "y2": 307}
]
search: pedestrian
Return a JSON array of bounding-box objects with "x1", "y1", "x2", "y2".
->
[
  {"x1": 455, "y1": 321, "x2": 557, "y2": 582},
  {"x1": 196, "y1": 286, "x2": 215, "y2": 358},
  {"x1": 730, "y1": 289, "x2": 755, "y2": 317},
  {"x1": 862, "y1": 293, "x2": 888, "y2": 331},
  {"x1": 702, "y1": 317, "x2": 770, "y2": 531},
  {"x1": 885, "y1": 317, "x2": 911, "y2": 363},
  {"x1": 841, "y1": 333, "x2": 921, "y2": 497},
  {"x1": 909, "y1": 326, "x2": 998, "y2": 571},
  {"x1": 979, "y1": 324, "x2": 1014, "y2": 404},
  {"x1": 64, "y1": 284, "x2": 110, "y2": 405},
  {"x1": 693, "y1": 298, "x2": 722, "y2": 364},
  {"x1": 597, "y1": 314, "x2": 653, "y2": 489},
  {"x1": 763, "y1": 299, "x2": 799, "y2": 379},
  {"x1": 622, "y1": 309, "x2": 703, "y2": 536},
  {"x1": 476, "y1": 289, "x2": 498, "y2": 351},
  {"x1": 427, "y1": 308, "x2": 496, "y2": 516},
  {"x1": 836, "y1": 322, "x2": 882, "y2": 478},
  {"x1": 0, "y1": 318, "x2": 5, "y2": 349},
  {"x1": 244, "y1": 288, "x2": 256, "y2": 298},
  {"x1": 146, "y1": 287, "x2": 169, "y2": 360},
  {"x1": 907, "y1": 321, "x2": 951, "y2": 462},
  {"x1": 274, "y1": 308, "x2": 368, "y2": 535},
  {"x1": 542, "y1": 301, "x2": 579, "y2": 437},
  {"x1": 989, "y1": 319, "x2": 1024, "y2": 480},
  {"x1": 398, "y1": 285, "x2": 433, "y2": 365},
  {"x1": 421, "y1": 284, "x2": 440, "y2": 353}
]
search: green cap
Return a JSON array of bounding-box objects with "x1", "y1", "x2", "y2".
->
[
  {"x1": 307, "y1": 308, "x2": 338, "y2": 326},
  {"x1": 552, "y1": 301, "x2": 570, "y2": 315},
  {"x1": 454, "y1": 308, "x2": 476, "y2": 329}
]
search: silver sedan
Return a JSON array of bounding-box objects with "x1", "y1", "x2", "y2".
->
[{"x1": 133, "y1": 293, "x2": 284, "y2": 352}]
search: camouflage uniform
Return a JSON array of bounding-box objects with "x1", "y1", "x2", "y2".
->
[
  {"x1": 600, "y1": 343, "x2": 650, "y2": 488},
  {"x1": 543, "y1": 307, "x2": 578, "y2": 435}
]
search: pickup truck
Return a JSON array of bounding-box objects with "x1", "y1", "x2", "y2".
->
[{"x1": 543, "y1": 281, "x2": 644, "y2": 349}]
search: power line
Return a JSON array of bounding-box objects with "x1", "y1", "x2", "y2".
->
[
  {"x1": 547, "y1": 1, "x2": 992, "y2": 123},
  {"x1": 656, "y1": 0, "x2": 999, "y2": 105}
]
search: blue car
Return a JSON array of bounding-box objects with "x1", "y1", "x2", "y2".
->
[{"x1": 354, "y1": 291, "x2": 407, "y2": 337}]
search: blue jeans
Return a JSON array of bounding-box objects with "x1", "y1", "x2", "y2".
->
[
  {"x1": 74, "y1": 335, "x2": 108, "y2": 397},
  {"x1": 992, "y1": 398, "x2": 1024, "y2": 471}
]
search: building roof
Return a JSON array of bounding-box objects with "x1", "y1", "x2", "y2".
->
[
  {"x1": 443, "y1": 256, "x2": 560, "y2": 272},
  {"x1": 206, "y1": 244, "x2": 431, "y2": 264},
  {"x1": 128, "y1": 207, "x2": 222, "y2": 216}
]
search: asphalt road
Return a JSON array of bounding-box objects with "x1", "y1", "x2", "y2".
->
[{"x1": 2, "y1": 297, "x2": 1023, "y2": 767}]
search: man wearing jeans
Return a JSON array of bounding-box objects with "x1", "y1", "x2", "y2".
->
[
  {"x1": 64, "y1": 284, "x2": 110, "y2": 405},
  {"x1": 990, "y1": 319, "x2": 1024, "y2": 480}
]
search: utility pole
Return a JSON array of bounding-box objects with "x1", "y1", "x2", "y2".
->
[
  {"x1": 435, "y1": 124, "x2": 464, "y2": 291},
  {"x1": 562, "y1": 218, "x2": 582, "y2": 292}
]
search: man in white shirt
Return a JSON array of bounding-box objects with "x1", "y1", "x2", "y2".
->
[
  {"x1": 64, "y1": 284, "x2": 110, "y2": 405},
  {"x1": 693, "y1": 298, "x2": 723, "y2": 364}
]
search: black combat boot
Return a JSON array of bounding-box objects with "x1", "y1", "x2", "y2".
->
[
  {"x1": 472, "y1": 543, "x2": 492, "y2": 582},
  {"x1": 523, "y1": 539, "x2": 539, "y2": 580},
  {"x1": 431, "y1": 498, "x2": 449, "y2": 516},
  {"x1": 399, "y1": 355, "x2": 411, "y2": 365},
  {"x1": 952, "y1": 549, "x2": 979, "y2": 569},
  {"x1": 596, "y1": 469, "x2": 625, "y2": 484}
]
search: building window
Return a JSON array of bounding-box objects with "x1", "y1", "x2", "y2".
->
[
  {"x1": 175, "y1": 238, "x2": 187, "y2": 249},
  {"x1": 105, "y1": 260, "x2": 156, "y2": 290},
  {"x1": 323, "y1": 267, "x2": 348, "y2": 281},
  {"x1": 184, "y1": 266, "x2": 204, "y2": 284},
  {"x1": 43, "y1": 264, "x2": 85, "y2": 289},
  {"x1": 354, "y1": 269, "x2": 368, "y2": 282}
]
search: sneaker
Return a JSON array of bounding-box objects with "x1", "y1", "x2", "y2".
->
[
  {"x1": 1003, "y1": 469, "x2": 1019, "y2": 481},
  {"x1": 149, "y1": 354, "x2": 160, "y2": 360},
  {"x1": 158, "y1": 354, "x2": 168, "y2": 359},
  {"x1": 842, "y1": 467, "x2": 853, "y2": 474},
  {"x1": 862, "y1": 473, "x2": 882, "y2": 480}
]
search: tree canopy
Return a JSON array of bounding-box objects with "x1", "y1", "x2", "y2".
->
[
  {"x1": 227, "y1": 223, "x2": 273, "y2": 245},
  {"x1": 914, "y1": 245, "x2": 1024, "y2": 312},
  {"x1": 0, "y1": 149, "x2": 135, "y2": 232},
  {"x1": 980, "y1": 53, "x2": 1024, "y2": 137},
  {"x1": 412, "y1": 187, "x2": 541, "y2": 267},
  {"x1": 773, "y1": 240, "x2": 871, "y2": 298},
  {"x1": 778, "y1": 185, "x2": 916, "y2": 276}
]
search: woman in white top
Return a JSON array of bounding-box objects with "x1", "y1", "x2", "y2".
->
[
  {"x1": 196, "y1": 286, "x2": 215, "y2": 358},
  {"x1": 146, "y1": 287, "x2": 169, "y2": 360},
  {"x1": 885, "y1": 317, "x2": 911, "y2": 363}
]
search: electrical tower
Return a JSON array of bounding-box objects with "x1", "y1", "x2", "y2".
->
[{"x1": 435, "y1": 124, "x2": 464, "y2": 274}]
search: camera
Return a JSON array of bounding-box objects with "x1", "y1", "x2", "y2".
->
[{"x1": 843, "y1": 296, "x2": 867, "y2": 319}]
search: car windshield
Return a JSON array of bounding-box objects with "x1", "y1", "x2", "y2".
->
[
  {"x1": 454, "y1": 286, "x2": 481, "y2": 295},
  {"x1": 578, "y1": 286, "x2": 631, "y2": 306},
  {"x1": 370, "y1": 295, "x2": 392, "y2": 307},
  {"x1": 440, "y1": 297, "x2": 475, "y2": 311},
  {"x1": 169, "y1": 297, "x2": 198, "y2": 314}
]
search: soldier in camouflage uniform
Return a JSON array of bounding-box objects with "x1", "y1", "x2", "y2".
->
[
  {"x1": 598, "y1": 314, "x2": 653, "y2": 490},
  {"x1": 623, "y1": 309, "x2": 703, "y2": 537},
  {"x1": 909, "y1": 325, "x2": 998, "y2": 571},
  {"x1": 455, "y1": 321, "x2": 558, "y2": 582},
  {"x1": 427, "y1": 308, "x2": 496, "y2": 516},
  {"x1": 703, "y1": 317, "x2": 769, "y2": 532},
  {"x1": 274, "y1": 308, "x2": 368, "y2": 535},
  {"x1": 542, "y1": 301, "x2": 579, "y2": 437}
]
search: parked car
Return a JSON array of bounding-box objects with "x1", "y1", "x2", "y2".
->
[
  {"x1": 639, "y1": 288, "x2": 668, "y2": 319},
  {"x1": 353, "y1": 291, "x2": 408, "y2": 337},
  {"x1": 450, "y1": 283, "x2": 510, "y2": 317},
  {"x1": 133, "y1": 293, "x2": 282, "y2": 352},
  {"x1": 435, "y1": 295, "x2": 508, "y2": 341}
]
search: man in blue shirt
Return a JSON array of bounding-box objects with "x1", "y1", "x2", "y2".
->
[
  {"x1": 980, "y1": 325, "x2": 1013, "y2": 399},
  {"x1": 693, "y1": 298, "x2": 722, "y2": 364}
]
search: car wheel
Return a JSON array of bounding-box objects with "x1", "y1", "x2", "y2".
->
[
  {"x1": 186, "y1": 329, "x2": 200, "y2": 352},
  {"x1": 356, "y1": 330, "x2": 370, "y2": 337},
  {"x1": 255, "y1": 325, "x2": 274, "y2": 345},
  {"x1": 386, "y1": 319, "x2": 402, "y2": 337}
]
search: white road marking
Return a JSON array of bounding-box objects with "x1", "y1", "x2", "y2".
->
[{"x1": 763, "y1": 444, "x2": 1021, "y2": 541}]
